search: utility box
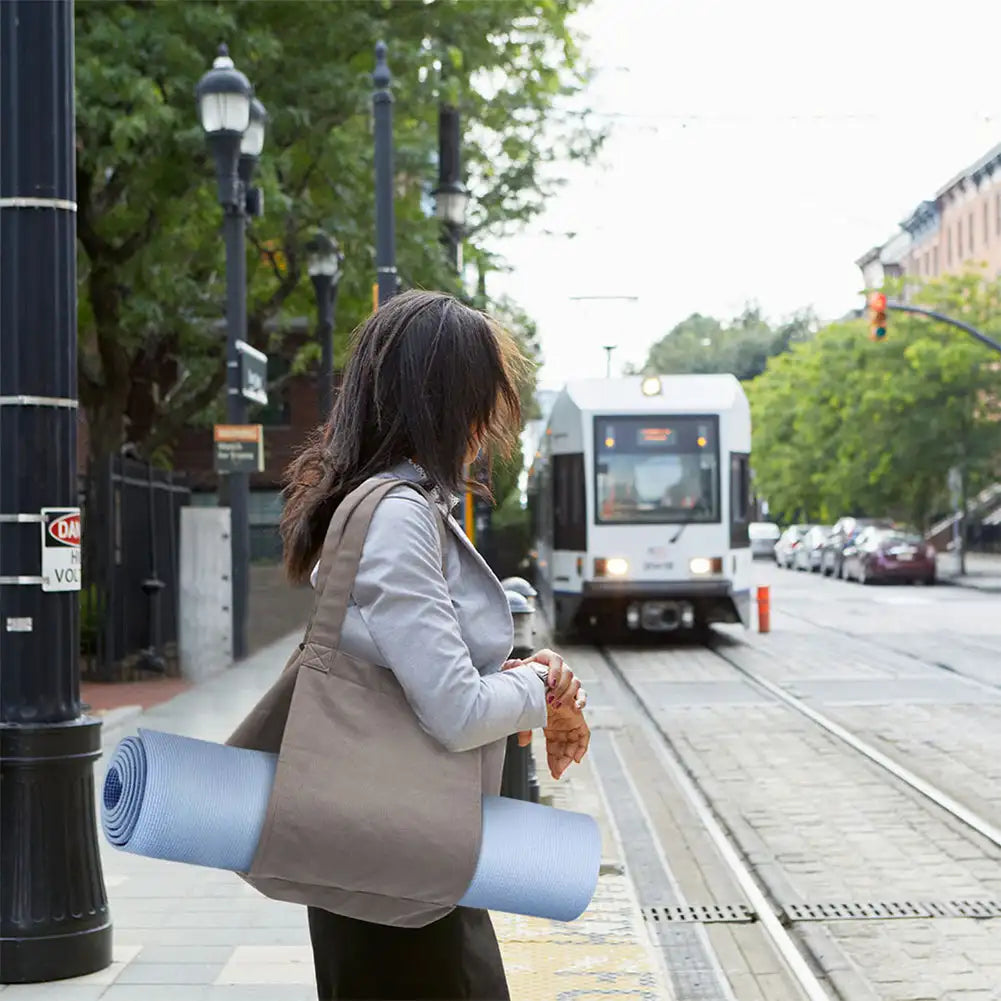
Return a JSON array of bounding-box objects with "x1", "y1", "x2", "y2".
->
[{"x1": 179, "y1": 507, "x2": 232, "y2": 681}]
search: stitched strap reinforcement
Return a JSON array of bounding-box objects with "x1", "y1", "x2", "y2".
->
[{"x1": 304, "y1": 476, "x2": 448, "y2": 652}]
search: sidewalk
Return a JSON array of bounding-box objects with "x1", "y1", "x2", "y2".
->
[
  {"x1": 2, "y1": 631, "x2": 668, "y2": 1001},
  {"x1": 937, "y1": 551, "x2": 1001, "y2": 593}
]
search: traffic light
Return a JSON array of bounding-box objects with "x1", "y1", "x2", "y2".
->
[{"x1": 868, "y1": 291, "x2": 888, "y2": 340}]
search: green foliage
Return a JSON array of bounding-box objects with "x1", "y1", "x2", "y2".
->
[
  {"x1": 635, "y1": 305, "x2": 818, "y2": 382},
  {"x1": 74, "y1": 0, "x2": 604, "y2": 461},
  {"x1": 749, "y1": 270, "x2": 1001, "y2": 530}
]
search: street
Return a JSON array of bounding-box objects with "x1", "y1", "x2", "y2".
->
[{"x1": 3, "y1": 564, "x2": 1000, "y2": 999}]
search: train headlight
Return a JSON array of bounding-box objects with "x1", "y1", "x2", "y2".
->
[
  {"x1": 689, "y1": 557, "x2": 723, "y2": 575},
  {"x1": 641, "y1": 376, "x2": 662, "y2": 396},
  {"x1": 595, "y1": 557, "x2": 630, "y2": 577}
]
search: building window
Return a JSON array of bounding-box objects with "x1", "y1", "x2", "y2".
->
[
  {"x1": 947, "y1": 228, "x2": 952, "y2": 265},
  {"x1": 957, "y1": 221, "x2": 962, "y2": 261},
  {"x1": 985, "y1": 202, "x2": 990, "y2": 244},
  {"x1": 970, "y1": 213, "x2": 975, "y2": 253},
  {"x1": 932, "y1": 246, "x2": 939, "y2": 275}
]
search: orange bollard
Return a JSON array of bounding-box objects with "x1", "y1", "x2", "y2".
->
[{"x1": 756, "y1": 585, "x2": 770, "y2": 633}]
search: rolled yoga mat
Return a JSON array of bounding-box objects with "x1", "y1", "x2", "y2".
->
[{"x1": 102, "y1": 729, "x2": 601, "y2": 922}]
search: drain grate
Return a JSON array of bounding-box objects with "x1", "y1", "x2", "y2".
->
[
  {"x1": 783, "y1": 899, "x2": 1001, "y2": 921},
  {"x1": 948, "y1": 899, "x2": 1001, "y2": 919},
  {"x1": 642, "y1": 904, "x2": 756, "y2": 924},
  {"x1": 784, "y1": 901, "x2": 945, "y2": 921}
]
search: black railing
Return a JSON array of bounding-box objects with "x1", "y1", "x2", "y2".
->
[{"x1": 80, "y1": 455, "x2": 190, "y2": 681}]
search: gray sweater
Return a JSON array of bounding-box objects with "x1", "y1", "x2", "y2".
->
[{"x1": 310, "y1": 466, "x2": 547, "y2": 752}]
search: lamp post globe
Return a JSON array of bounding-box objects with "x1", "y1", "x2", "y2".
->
[
  {"x1": 306, "y1": 230, "x2": 344, "y2": 283},
  {"x1": 433, "y1": 179, "x2": 469, "y2": 229},
  {"x1": 196, "y1": 42, "x2": 252, "y2": 135},
  {"x1": 239, "y1": 97, "x2": 267, "y2": 191}
]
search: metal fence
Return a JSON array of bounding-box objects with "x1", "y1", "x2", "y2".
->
[{"x1": 80, "y1": 455, "x2": 190, "y2": 682}]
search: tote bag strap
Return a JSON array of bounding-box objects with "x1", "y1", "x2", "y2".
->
[{"x1": 305, "y1": 476, "x2": 448, "y2": 652}]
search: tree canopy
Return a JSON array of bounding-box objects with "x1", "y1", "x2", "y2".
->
[
  {"x1": 74, "y1": 0, "x2": 605, "y2": 466},
  {"x1": 633, "y1": 305, "x2": 818, "y2": 382},
  {"x1": 748, "y1": 271, "x2": 1001, "y2": 530}
]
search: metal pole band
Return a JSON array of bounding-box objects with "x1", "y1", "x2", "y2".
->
[
  {"x1": 0, "y1": 395, "x2": 78, "y2": 408},
  {"x1": 0, "y1": 514, "x2": 45, "y2": 523},
  {"x1": 0, "y1": 576, "x2": 45, "y2": 586},
  {"x1": 0, "y1": 197, "x2": 77, "y2": 212}
]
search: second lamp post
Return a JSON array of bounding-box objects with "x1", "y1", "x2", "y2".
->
[
  {"x1": 434, "y1": 103, "x2": 469, "y2": 275},
  {"x1": 307, "y1": 231, "x2": 344, "y2": 420},
  {"x1": 196, "y1": 44, "x2": 266, "y2": 661}
]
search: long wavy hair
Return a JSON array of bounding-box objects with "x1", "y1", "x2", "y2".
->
[{"x1": 280, "y1": 289, "x2": 526, "y2": 583}]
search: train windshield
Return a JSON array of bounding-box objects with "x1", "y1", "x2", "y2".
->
[{"x1": 594, "y1": 416, "x2": 720, "y2": 524}]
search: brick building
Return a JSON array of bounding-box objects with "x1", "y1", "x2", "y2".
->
[
  {"x1": 77, "y1": 326, "x2": 332, "y2": 561},
  {"x1": 858, "y1": 141, "x2": 1001, "y2": 285}
]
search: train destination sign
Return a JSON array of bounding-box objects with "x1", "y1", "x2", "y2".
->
[{"x1": 214, "y1": 424, "x2": 265, "y2": 474}]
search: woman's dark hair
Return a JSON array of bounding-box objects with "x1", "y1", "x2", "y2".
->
[{"x1": 280, "y1": 289, "x2": 526, "y2": 583}]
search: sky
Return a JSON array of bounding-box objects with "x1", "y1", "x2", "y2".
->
[{"x1": 487, "y1": 0, "x2": 1001, "y2": 390}]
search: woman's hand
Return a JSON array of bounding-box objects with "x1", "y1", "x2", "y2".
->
[
  {"x1": 502, "y1": 651, "x2": 589, "y2": 778},
  {"x1": 543, "y1": 700, "x2": 590, "y2": 780}
]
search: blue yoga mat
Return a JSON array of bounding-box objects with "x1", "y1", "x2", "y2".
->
[{"x1": 102, "y1": 730, "x2": 600, "y2": 922}]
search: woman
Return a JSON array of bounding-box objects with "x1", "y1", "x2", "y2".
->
[{"x1": 279, "y1": 289, "x2": 591, "y2": 1001}]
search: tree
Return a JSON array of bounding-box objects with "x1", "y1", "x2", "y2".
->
[
  {"x1": 748, "y1": 270, "x2": 1001, "y2": 530},
  {"x1": 74, "y1": 0, "x2": 605, "y2": 467},
  {"x1": 635, "y1": 305, "x2": 817, "y2": 381}
]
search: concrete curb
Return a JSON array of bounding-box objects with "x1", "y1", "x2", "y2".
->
[
  {"x1": 95, "y1": 704, "x2": 144, "y2": 752},
  {"x1": 938, "y1": 576, "x2": 1001, "y2": 594}
]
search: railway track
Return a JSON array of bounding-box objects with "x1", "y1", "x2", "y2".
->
[{"x1": 589, "y1": 638, "x2": 1001, "y2": 1001}]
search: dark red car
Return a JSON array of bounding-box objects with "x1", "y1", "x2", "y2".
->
[{"x1": 842, "y1": 526, "x2": 936, "y2": 585}]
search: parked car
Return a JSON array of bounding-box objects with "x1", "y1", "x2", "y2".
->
[
  {"x1": 774, "y1": 524, "x2": 810, "y2": 568},
  {"x1": 793, "y1": 525, "x2": 831, "y2": 572},
  {"x1": 842, "y1": 526, "x2": 937, "y2": 585},
  {"x1": 820, "y1": 517, "x2": 893, "y2": 578},
  {"x1": 749, "y1": 521, "x2": 781, "y2": 559}
]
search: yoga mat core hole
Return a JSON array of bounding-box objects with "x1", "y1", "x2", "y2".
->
[{"x1": 104, "y1": 769, "x2": 123, "y2": 810}]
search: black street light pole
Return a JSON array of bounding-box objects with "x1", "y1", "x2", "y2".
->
[
  {"x1": 0, "y1": 0, "x2": 113, "y2": 982},
  {"x1": 306, "y1": 231, "x2": 344, "y2": 420},
  {"x1": 373, "y1": 42, "x2": 397, "y2": 308},
  {"x1": 196, "y1": 47, "x2": 266, "y2": 662}
]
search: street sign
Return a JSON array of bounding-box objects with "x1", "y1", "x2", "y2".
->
[
  {"x1": 214, "y1": 424, "x2": 265, "y2": 474},
  {"x1": 236, "y1": 340, "x2": 268, "y2": 406},
  {"x1": 40, "y1": 507, "x2": 82, "y2": 592},
  {"x1": 948, "y1": 466, "x2": 962, "y2": 508}
]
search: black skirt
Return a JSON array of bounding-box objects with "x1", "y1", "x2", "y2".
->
[{"x1": 307, "y1": 905, "x2": 511, "y2": 1001}]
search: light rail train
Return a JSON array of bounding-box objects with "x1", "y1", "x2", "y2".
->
[{"x1": 527, "y1": 374, "x2": 752, "y2": 637}]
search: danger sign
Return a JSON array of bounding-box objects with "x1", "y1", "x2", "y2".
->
[{"x1": 41, "y1": 508, "x2": 82, "y2": 592}]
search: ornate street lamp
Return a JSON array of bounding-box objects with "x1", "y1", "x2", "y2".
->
[
  {"x1": 434, "y1": 104, "x2": 469, "y2": 274},
  {"x1": 195, "y1": 44, "x2": 265, "y2": 661},
  {"x1": 306, "y1": 230, "x2": 344, "y2": 419}
]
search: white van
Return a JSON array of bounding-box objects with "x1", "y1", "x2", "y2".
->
[{"x1": 748, "y1": 521, "x2": 781, "y2": 559}]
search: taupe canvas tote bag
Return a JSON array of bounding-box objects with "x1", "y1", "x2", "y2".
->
[{"x1": 226, "y1": 477, "x2": 484, "y2": 927}]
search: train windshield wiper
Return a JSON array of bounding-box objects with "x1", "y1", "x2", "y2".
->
[{"x1": 669, "y1": 498, "x2": 710, "y2": 545}]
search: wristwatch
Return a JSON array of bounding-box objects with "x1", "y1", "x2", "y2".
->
[{"x1": 533, "y1": 665, "x2": 550, "y2": 690}]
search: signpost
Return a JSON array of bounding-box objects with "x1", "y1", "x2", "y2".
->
[
  {"x1": 236, "y1": 340, "x2": 267, "y2": 407},
  {"x1": 948, "y1": 466, "x2": 964, "y2": 575},
  {"x1": 214, "y1": 424, "x2": 265, "y2": 474}
]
